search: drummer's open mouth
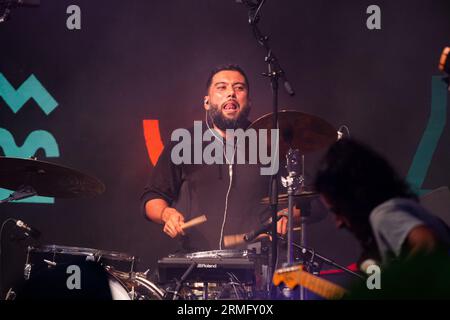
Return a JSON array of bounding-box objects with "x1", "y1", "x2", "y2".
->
[{"x1": 222, "y1": 100, "x2": 239, "y2": 110}]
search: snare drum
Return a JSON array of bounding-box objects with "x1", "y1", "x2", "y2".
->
[{"x1": 24, "y1": 244, "x2": 136, "y2": 280}]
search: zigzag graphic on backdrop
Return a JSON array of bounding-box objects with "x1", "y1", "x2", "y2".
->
[
  {"x1": 0, "y1": 128, "x2": 60, "y2": 157},
  {"x1": 0, "y1": 73, "x2": 58, "y2": 115},
  {"x1": 0, "y1": 128, "x2": 60, "y2": 203},
  {"x1": 0, "y1": 73, "x2": 59, "y2": 204}
]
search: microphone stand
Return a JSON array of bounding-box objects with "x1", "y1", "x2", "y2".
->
[
  {"x1": 0, "y1": 0, "x2": 41, "y2": 24},
  {"x1": 0, "y1": 184, "x2": 36, "y2": 299},
  {"x1": 243, "y1": 0, "x2": 295, "y2": 299},
  {"x1": 0, "y1": 7, "x2": 11, "y2": 23}
]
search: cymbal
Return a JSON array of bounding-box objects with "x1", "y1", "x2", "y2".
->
[
  {"x1": 249, "y1": 110, "x2": 337, "y2": 155},
  {"x1": 260, "y1": 190, "x2": 318, "y2": 205},
  {"x1": 0, "y1": 157, "x2": 105, "y2": 198}
]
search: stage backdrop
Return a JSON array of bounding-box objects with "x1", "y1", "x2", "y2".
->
[{"x1": 0, "y1": 0, "x2": 449, "y2": 296}]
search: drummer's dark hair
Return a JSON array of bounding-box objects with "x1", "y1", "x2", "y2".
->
[
  {"x1": 314, "y1": 138, "x2": 417, "y2": 222},
  {"x1": 206, "y1": 64, "x2": 250, "y2": 94}
]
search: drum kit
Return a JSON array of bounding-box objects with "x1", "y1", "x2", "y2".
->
[{"x1": 1, "y1": 110, "x2": 355, "y2": 300}]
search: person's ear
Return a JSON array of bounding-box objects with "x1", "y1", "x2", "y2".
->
[{"x1": 204, "y1": 96, "x2": 210, "y2": 110}]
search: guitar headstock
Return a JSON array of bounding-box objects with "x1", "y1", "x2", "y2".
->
[
  {"x1": 272, "y1": 264, "x2": 346, "y2": 300},
  {"x1": 272, "y1": 265, "x2": 304, "y2": 289}
]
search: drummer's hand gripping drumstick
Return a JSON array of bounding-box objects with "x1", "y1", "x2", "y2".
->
[{"x1": 180, "y1": 215, "x2": 207, "y2": 230}]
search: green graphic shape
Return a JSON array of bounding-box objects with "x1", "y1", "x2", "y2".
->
[
  {"x1": 0, "y1": 73, "x2": 58, "y2": 115},
  {"x1": 407, "y1": 76, "x2": 448, "y2": 195}
]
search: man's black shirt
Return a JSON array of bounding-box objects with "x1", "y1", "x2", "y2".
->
[{"x1": 141, "y1": 122, "x2": 272, "y2": 252}]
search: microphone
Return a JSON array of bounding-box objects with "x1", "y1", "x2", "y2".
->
[
  {"x1": 359, "y1": 259, "x2": 379, "y2": 274},
  {"x1": 15, "y1": 219, "x2": 41, "y2": 238},
  {"x1": 283, "y1": 78, "x2": 295, "y2": 96},
  {"x1": 243, "y1": 215, "x2": 282, "y2": 242}
]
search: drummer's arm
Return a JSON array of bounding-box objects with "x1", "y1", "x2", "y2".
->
[
  {"x1": 277, "y1": 206, "x2": 301, "y2": 235},
  {"x1": 277, "y1": 206, "x2": 301, "y2": 219},
  {"x1": 145, "y1": 198, "x2": 169, "y2": 224},
  {"x1": 145, "y1": 199, "x2": 185, "y2": 238}
]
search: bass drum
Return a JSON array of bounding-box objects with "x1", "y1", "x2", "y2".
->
[
  {"x1": 109, "y1": 270, "x2": 165, "y2": 300},
  {"x1": 11, "y1": 269, "x2": 165, "y2": 301}
]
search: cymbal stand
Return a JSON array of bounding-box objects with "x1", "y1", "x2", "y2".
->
[
  {"x1": 0, "y1": 185, "x2": 37, "y2": 204},
  {"x1": 281, "y1": 148, "x2": 307, "y2": 299},
  {"x1": 281, "y1": 148, "x2": 304, "y2": 264}
]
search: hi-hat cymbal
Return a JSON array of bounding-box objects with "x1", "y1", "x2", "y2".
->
[
  {"x1": 249, "y1": 110, "x2": 337, "y2": 155},
  {"x1": 260, "y1": 190, "x2": 318, "y2": 205},
  {"x1": 0, "y1": 157, "x2": 105, "y2": 198}
]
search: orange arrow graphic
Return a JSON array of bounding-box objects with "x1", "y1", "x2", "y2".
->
[{"x1": 143, "y1": 119, "x2": 164, "y2": 166}]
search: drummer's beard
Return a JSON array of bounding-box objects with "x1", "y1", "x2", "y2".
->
[{"x1": 207, "y1": 103, "x2": 251, "y2": 131}]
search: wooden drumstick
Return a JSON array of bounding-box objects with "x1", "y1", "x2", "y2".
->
[
  {"x1": 223, "y1": 234, "x2": 245, "y2": 248},
  {"x1": 180, "y1": 215, "x2": 207, "y2": 230},
  {"x1": 223, "y1": 233, "x2": 270, "y2": 248}
]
